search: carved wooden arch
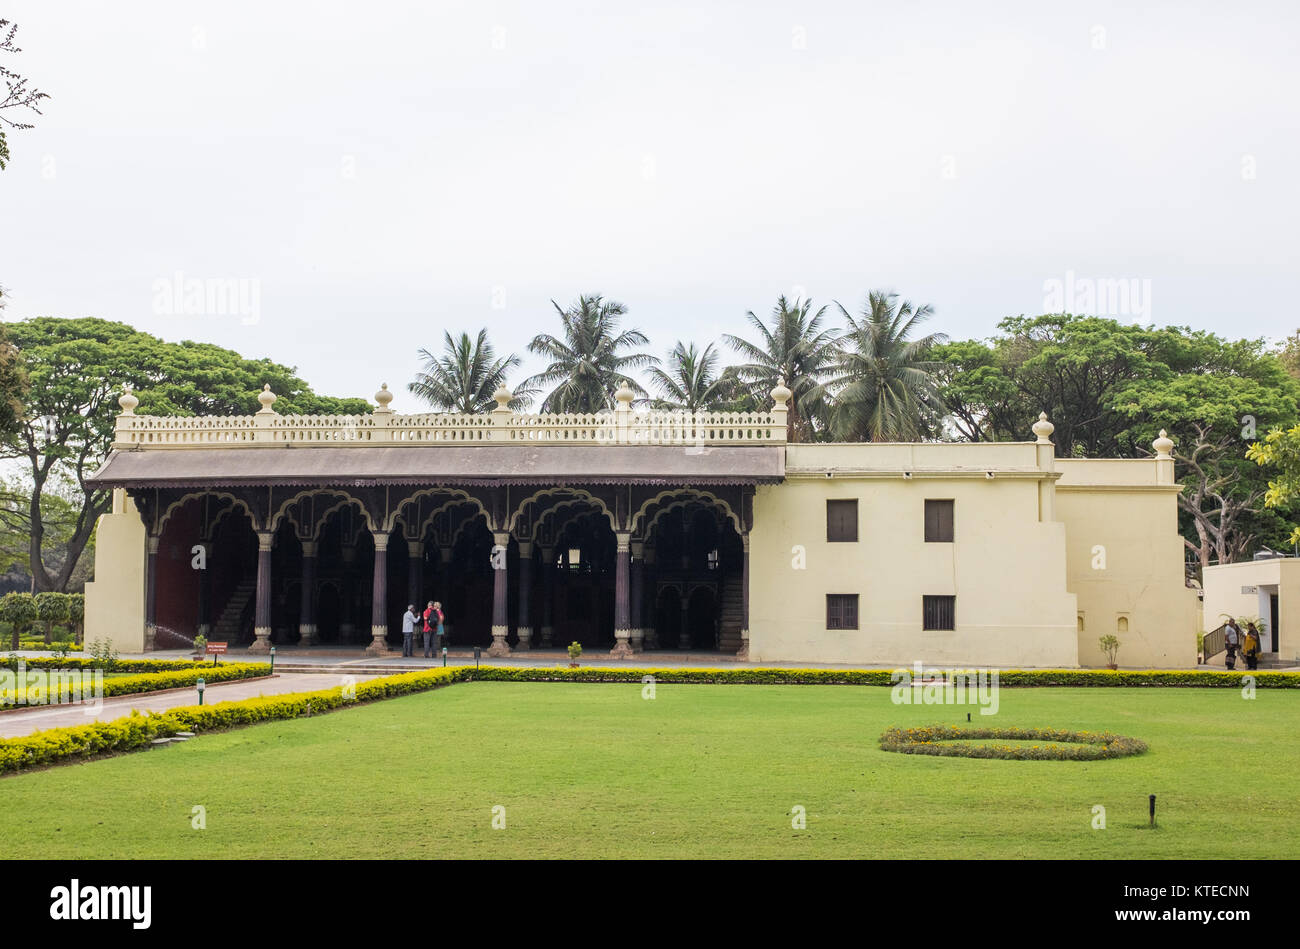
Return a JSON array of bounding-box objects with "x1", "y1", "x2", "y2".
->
[
  {"x1": 508, "y1": 486, "x2": 618, "y2": 536},
  {"x1": 631, "y1": 488, "x2": 742, "y2": 537},
  {"x1": 310, "y1": 495, "x2": 378, "y2": 542},
  {"x1": 386, "y1": 486, "x2": 491, "y2": 535},
  {"x1": 526, "y1": 496, "x2": 618, "y2": 546},
  {"x1": 159, "y1": 491, "x2": 260, "y2": 537},
  {"x1": 270, "y1": 489, "x2": 379, "y2": 538},
  {"x1": 447, "y1": 508, "x2": 494, "y2": 551}
]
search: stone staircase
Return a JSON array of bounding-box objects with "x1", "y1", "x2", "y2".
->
[
  {"x1": 718, "y1": 570, "x2": 744, "y2": 653},
  {"x1": 212, "y1": 578, "x2": 256, "y2": 644}
]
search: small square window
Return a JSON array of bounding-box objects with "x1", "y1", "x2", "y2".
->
[
  {"x1": 923, "y1": 595, "x2": 955, "y2": 631},
  {"x1": 925, "y1": 499, "x2": 954, "y2": 543},
  {"x1": 826, "y1": 594, "x2": 859, "y2": 630},
  {"x1": 827, "y1": 499, "x2": 858, "y2": 542}
]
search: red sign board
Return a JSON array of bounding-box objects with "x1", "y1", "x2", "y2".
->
[{"x1": 205, "y1": 642, "x2": 228, "y2": 654}]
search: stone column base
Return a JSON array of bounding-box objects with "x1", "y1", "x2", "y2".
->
[
  {"x1": 677, "y1": 633, "x2": 692, "y2": 650},
  {"x1": 298, "y1": 624, "x2": 318, "y2": 646},
  {"x1": 630, "y1": 629, "x2": 644, "y2": 652},
  {"x1": 610, "y1": 633, "x2": 634, "y2": 659},
  {"x1": 248, "y1": 627, "x2": 272, "y2": 654},
  {"x1": 539, "y1": 626, "x2": 553, "y2": 647},
  {"x1": 487, "y1": 626, "x2": 512, "y2": 657},
  {"x1": 645, "y1": 629, "x2": 659, "y2": 649},
  {"x1": 366, "y1": 626, "x2": 394, "y2": 656},
  {"x1": 196, "y1": 623, "x2": 211, "y2": 637},
  {"x1": 516, "y1": 626, "x2": 532, "y2": 651},
  {"x1": 144, "y1": 624, "x2": 157, "y2": 651}
]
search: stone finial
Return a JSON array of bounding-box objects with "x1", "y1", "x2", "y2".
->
[
  {"x1": 257, "y1": 383, "x2": 278, "y2": 414},
  {"x1": 771, "y1": 377, "x2": 792, "y2": 407},
  {"x1": 374, "y1": 383, "x2": 394, "y2": 412},
  {"x1": 1032, "y1": 411, "x2": 1055, "y2": 444},
  {"x1": 492, "y1": 384, "x2": 513, "y2": 411},
  {"x1": 615, "y1": 380, "x2": 635, "y2": 405},
  {"x1": 118, "y1": 384, "x2": 139, "y2": 415},
  {"x1": 1153, "y1": 429, "x2": 1174, "y2": 458}
]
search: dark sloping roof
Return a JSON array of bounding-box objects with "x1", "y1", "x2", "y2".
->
[{"x1": 86, "y1": 445, "x2": 785, "y2": 488}]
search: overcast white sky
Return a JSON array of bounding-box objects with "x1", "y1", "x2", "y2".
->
[{"x1": 2, "y1": 1, "x2": 1297, "y2": 411}]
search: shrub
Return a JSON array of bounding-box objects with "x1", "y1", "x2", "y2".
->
[
  {"x1": 1098, "y1": 634, "x2": 1121, "y2": 666},
  {"x1": 0, "y1": 594, "x2": 37, "y2": 650},
  {"x1": 2, "y1": 656, "x2": 205, "y2": 673},
  {"x1": 34, "y1": 592, "x2": 70, "y2": 646},
  {"x1": 879, "y1": 724, "x2": 1148, "y2": 761},
  {"x1": 67, "y1": 594, "x2": 85, "y2": 644},
  {"x1": 86, "y1": 638, "x2": 119, "y2": 672}
]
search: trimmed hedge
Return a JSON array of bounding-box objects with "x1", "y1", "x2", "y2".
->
[
  {"x1": 460, "y1": 666, "x2": 1300, "y2": 688},
  {"x1": 0, "y1": 668, "x2": 460, "y2": 773},
  {"x1": 1, "y1": 663, "x2": 270, "y2": 707},
  {"x1": 2, "y1": 656, "x2": 210, "y2": 674},
  {"x1": 879, "y1": 724, "x2": 1148, "y2": 761}
]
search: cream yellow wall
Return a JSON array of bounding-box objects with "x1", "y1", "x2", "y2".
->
[
  {"x1": 83, "y1": 489, "x2": 146, "y2": 653},
  {"x1": 749, "y1": 442, "x2": 1079, "y2": 667},
  {"x1": 1055, "y1": 459, "x2": 1197, "y2": 668}
]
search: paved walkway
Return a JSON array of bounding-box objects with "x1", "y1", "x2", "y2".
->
[{"x1": 0, "y1": 673, "x2": 378, "y2": 738}]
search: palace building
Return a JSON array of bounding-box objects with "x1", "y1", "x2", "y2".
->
[{"x1": 85, "y1": 380, "x2": 1197, "y2": 668}]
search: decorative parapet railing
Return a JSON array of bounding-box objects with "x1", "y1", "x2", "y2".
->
[{"x1": 111, "y1": 380, "x2": 791, "y2": 449}]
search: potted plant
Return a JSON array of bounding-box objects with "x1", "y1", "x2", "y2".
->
[
  {"x1": 567, "y1": 640, "x2": 582, "y2": 668},
  {"x1": 192, "y1": 633, "x2": 208, "y2": 659},
  {"x1": 1098, "y1": 634, "x2": 1121, "y2": 670}
]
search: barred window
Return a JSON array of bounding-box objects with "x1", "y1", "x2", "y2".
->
[
  {"x1": 826, "y1": 594, "x2": 859, "y2": 630},
  {"x1": 923, "y1": 595, "x2": 955, "y2": 631}
]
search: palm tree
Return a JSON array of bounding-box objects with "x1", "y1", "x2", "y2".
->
[
  {"x1": 522, "y1": 295, "x2": 658, "y2": 413},
  {"x1": 825, "y1": 291, "x2": 948, "y2": 441},
  {"x1": 408, "y1": 329, "x2": 535, "y2": 413},
  {"x1": 722, "y1": 296, "x2": 839, "y2": 441},
  {"x1": 647, "y1": 341, "x2": 739, "y2": 412}
]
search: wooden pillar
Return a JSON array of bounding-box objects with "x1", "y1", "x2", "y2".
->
[
  {"x1": 366, "y1": 531, "x2": 391, "y2": 655},
  {"x1": 611, "y1": 531, "x2": 633, "y2": 657},
  {"x1": 488, "y1": 531, "x2": 511, "y2": 656},
  {"x1": 299, "y1": 540, "x2": 318, "y2": 645},
  {"x1": 195, "y1": 540, "x2": 212, "y2": 638},
  {"x1": 516, "y1": 541, "x2": 533, "y2": 650},
  {"x1": 740, "y1": 535, "x2": 751, "y2": 655},
  {"x1": 539, "y1": 546, "x2": 554, "y2": 647},
  {"x1": 249, "y1": 530, "x2": 274, "y2": 653},
  {"x1": 630, "y1": 540, "x2": 644, "y2": 652},
  {"x1": 339, "y1": 544, "x2": 357, "y2": 640},
  {"x1": 678, "y1": 588, "x2": 691, "y2": 650},
  {"x1": 643, "y1": 547, "x2": 659, "y2": 648},
  {"x1": 407, "y1": 539, "x2": 423, "y2": 615},
  {"x1": 144, "y1": 533, "x2": 160, "y2": 650}
]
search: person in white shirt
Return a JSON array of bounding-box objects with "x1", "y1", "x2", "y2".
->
[
  {"x1": 1223, "y1": 618, "x2": 1241, "y2": 670},
  {"x1": 401, "y1": 604, "x2": 418, "y2": 658}
]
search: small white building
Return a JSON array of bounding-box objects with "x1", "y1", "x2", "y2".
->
[{"x1": 1202, "y1": 554, "x2": 1300, "y2": 664}]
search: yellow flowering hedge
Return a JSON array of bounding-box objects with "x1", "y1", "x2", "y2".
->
[
  {"x1": 0, "y1": 662, "x2": 269, "y2": 707},
  {"x1": 0, "y1": 667, "x2": 460, "y2": 774},
  {"x1": 463, "y1": 666, "x2": 1299, "y2": 688},
  {"x1": 879, "y1": 724, "x2": 1148, "y2": 761}
]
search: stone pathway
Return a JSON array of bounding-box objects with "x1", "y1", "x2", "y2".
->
[{"x1": 0, "y1": 673, "x2": 378, "y2": 739}]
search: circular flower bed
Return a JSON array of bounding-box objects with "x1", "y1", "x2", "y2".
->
[{"x1": 879, "y1": 724, "x2": 1147, "y2": 761}]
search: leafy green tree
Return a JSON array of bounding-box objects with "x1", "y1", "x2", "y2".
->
[
  {"x1": 722, "y1": 296, "x2": 839, "y2": 442},
  {"x1": 0, "y1": 20, "x2": 50, "y2": 171},
  {"x1": 3, "y1": 317, "x2": 371, "y2": 592},
  {"x1": 825, "y1": 291, "x2": 948, "y2": 442},
  {"x1": 34, "y1": 590, "x2": 68, "y2": 644},
  {"x1": 646, "y1": 342, "x2": 738, "y2": 412},
  {"x1": 409, "y1": 329, "x2": 535, "y2": 413},
  {"x1": 0, "y1": 591, "x2": 36, "y2": 649},
  {"x1": 67, "y1": 592, "x2": 84, "y2": 643},
  {"x1": 523, "y1": 295, "x2": 657, "y2": 412}
]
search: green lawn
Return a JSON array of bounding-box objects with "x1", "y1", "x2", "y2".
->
[{"x1": 1, "y1": 681, "x2": 1295, "y2": 858}]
